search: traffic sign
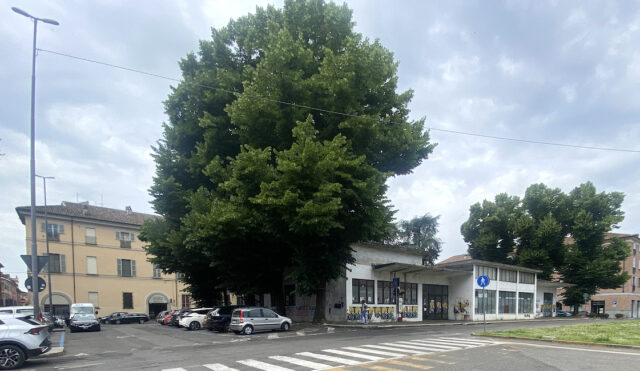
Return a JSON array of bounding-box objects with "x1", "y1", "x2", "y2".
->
[
  {"x1": 477, "y1": 275, "x2": 490, "y2": 287},
  {"x1": 20, "y1": 255, "x2": 49, "y2": 273},
  {"x1": 25, "y1": 277, "x2": 46, "y2": 292}
]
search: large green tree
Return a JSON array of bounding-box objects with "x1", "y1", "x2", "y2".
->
[
  {"x1": 141, "y1": 0, "x2": 435, "y2": 319},
  {"x1": 390, "y1": 214, "x2": 442, "y2": 265},
  {"x1": 460, "y1": 182, "x2": 629, "y2": 312}
]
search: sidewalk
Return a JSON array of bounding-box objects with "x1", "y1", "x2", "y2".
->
[
  {"x1": 40, "y1": 328, "x2": 66, "y2": 358},
  {"x1": 323, "y1": 317, "x2": 583, "y2": 329}
]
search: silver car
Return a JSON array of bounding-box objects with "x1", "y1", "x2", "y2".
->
[
  {"x1": 229, "y1": 307, "x2": 292, "y2": 335},
  {"x1": 0, "y1": 317, "x2": 51, "y2": 369}
]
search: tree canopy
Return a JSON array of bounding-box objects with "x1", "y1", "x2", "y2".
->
[
  {"x1": 389, "y1": 214, "x2": 442, "y2": 265},
  {"x1": 460, "y1": 182, "x2": 629, "y2": 311},
  {"x1": 140, "y1": 0, "x2": 435, "y2": 319}
]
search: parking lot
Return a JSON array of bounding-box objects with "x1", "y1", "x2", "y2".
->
[{"x1": 26, "y1": 320, "x2": 337, "y2": 369}]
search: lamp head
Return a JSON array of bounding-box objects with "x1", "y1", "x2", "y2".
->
[
  {"x1": 12, "y1": 7, "x2": 33, "y2": 18},
  {"x1": 41, "y1": 18, "x2": 59, "y2": 26}
]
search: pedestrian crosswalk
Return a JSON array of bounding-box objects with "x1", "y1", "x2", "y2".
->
[{"x1": 162, "y1": 337, "x2": 499, "y2": 371}]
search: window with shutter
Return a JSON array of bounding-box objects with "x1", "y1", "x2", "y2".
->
[
  {"x1": 117, "y1": 258, "x2": 122, "y2": 276},
  {"x1": 118, "y1": 259, "x2": 134, "y2": 277},
  {"x1": 87, "y1": 257, "x2": 97, "y2": 275}
]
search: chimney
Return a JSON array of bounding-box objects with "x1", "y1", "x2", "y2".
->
[
  {"x1": 82, "y1": 204, "x2": 89, "y2": 215},
  {"x1": 125, "y1": 206, "x2": 133, "y2": 215}
]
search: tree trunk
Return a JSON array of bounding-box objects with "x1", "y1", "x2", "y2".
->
[{"x1": 313, "y1": 287, "x2": 326, "y2": 323}]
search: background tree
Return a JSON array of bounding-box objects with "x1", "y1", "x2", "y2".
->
[
  {"x1": 391, "y1": 214, "x2": 442, "y2": 265},
  {"x1": 141, "y1": 0, "x2": 435, "y2": 318},
  {"x1": 460, "y1": 182, "x2": 629, "y2": 312}
]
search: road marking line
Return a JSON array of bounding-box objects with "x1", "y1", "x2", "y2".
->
[
  {"x1": 402, "y1": 340, "x2": 461, "y2": 349},
  {"x1": 161, "y1": 368, "x2": 187, "y2": 371},
  {"x1": 504, "y1": 342, "x2": 640, "y2": 356},
  {"x1": 296, "y1": 352, "x2": 361, "y2": 365},
  {"x1": 203, "y1": 363, "x2": 239, "y2": 371},
  {"x1": 407, "y1": 355, "x2": 456, "y2": 365},
  {"x1": 323, "y1": 349, "x2": 384, "y2": 360},
  {"x1": 383, "y1": 359, "x2": 433, "y2": 369},
  {"x1": 426, "y1": 339, "x2": 478, "y2": 347},
  {"x1": 55, "y1": 363, "x2": 104, "y2": 370},
  {"x1": 270, "y1": 355, "x2": 332, "y2": 369},
  {"x1": 438, "y1": 337, "x2": 495, "y2": 344},
  {"x1": 371, "y1": 344, "x2": 425, "y2": 354},
  {"x1": 343, "y1": 346, "x2": 399, "y2": 357},
  {"x1": 393, "y1": 341, "x2": 460, "y2": 350},
  {"x1": 366, "y1": 366, "x2": 397, "y2": 371},
  {"x1": 236, "y1": 359, "x2": 295, "y2": 371}
]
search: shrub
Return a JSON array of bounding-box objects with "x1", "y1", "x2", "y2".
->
[
  {"x1": 588, "y1": 313, "x2": 597, "y2": 318},
  {"x1": 615, "y1": 313, "x2": 624, "y2": 319},
  {"x1": 603, "y1": 313, "x2": 610, "y2": 319}
]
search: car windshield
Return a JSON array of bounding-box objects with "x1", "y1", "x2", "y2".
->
[
  {"x1": 74, "y1": 307, "x2": 94, "y2": 314},
  {"x1": 73, "y1": 314, "x2": 95, "y2": 321},
  {"x1": 17, "y1": 308, "x2": 34, "y2": 315}
]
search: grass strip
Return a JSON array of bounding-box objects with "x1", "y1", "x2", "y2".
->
[{"x1": 482, "y1": 320, "x2": 640, "y2": 346}]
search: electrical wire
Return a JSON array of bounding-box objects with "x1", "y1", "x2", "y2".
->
[{"x1": 37, "y1": 48, "x2": 640, "y2": 154}]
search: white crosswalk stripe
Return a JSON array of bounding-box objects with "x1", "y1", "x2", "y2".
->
[
  {"x1": 439, "y1": 337, "x2": 496, "y2": 344},
  {"x1": 171, "y1": 336, "x2": 499, "y2": 371},
  {"x1": 402, "y1": 340, "x2": 463, "y2": 349},
  {"x1": 342, "y1": 346, "x2": 400, "y2": 357},
  {"x1": 296, "y1": 352, "x2": 362, "y2": 365},
  {"x1": 322, "y1": 349, "x2": 384, "y2": 361},
  {"x1": 269, "y1": 355, "x2": 333, "y2": 369},
  {"x1": 390, "y1": 341, "x2": 461, "y2": 350},
  {"x1": 362, "y1": 344, "x2": 424, "y2": 354},
  {"x1": 203, "y1": 364, "x2": 239, "y2": 371},
  {"x1": 236, "y1": 359, "x2": 294, "y2": 371}
]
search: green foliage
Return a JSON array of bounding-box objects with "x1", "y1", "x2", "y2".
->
[
  {"x1": 460, "y1": 182, "x2": 629, "y2": 305},
  {"x1": 390, "y1": 214, "x2": 442, "y2": 265},
  {"x1": 142, "y1": 0, "x2": 434, "y2": 309}
]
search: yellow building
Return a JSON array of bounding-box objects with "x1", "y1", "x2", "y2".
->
[{"x1": 16, "y1": 201, "x2": 190, "y2": 319}]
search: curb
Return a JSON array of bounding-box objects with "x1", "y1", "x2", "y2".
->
[
  {"x1": 324, "y1": 317, "x2": 583, "y2": 329},
  {"x1": 472, "y1": 333, "x2": 640, "y2": 350}
]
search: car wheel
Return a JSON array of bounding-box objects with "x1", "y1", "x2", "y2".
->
[
  {"x1": 241, "y1": 325, "x2": 253, "y2": 335},
  {"x1": 139, "y1": 319, "x2": 144, "y2": 324},
  {"x1": 281, "y1": 322, "x2": 290, "y2": 331},
  {"x1": 116, "y1": 320, "x2": 121, "y2": 324},
  {"x1": 70, "y1": 328, "x2": 76, "y2": 333},
  {"x1": 96, "y1": 325, "x2": 101, "y2": 331},
  {"x1": 0, "y1": 344, "x2": 26, "y2": 370},
  {"x1": 223, "y1": 322, "x2": 230, "y2": 333},
  {"x1": 189, "y1": 321, "x2": 201, "y2": 331}
]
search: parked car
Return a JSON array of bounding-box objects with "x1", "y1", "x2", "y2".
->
[
  {"x1": 100, "y1": 312, "x2": 128, "y2": 324},
  {"x1": 110, "y1": 313, "x2": 149, "y2": 324},
  {"x1": 161, "y1": 311, "x2": 174, "y2": 325},
  {"x1": 168, "y1": 309, "x2": 190, "y2": 326},
  {"x1": 41, "y1": 313, "x2": 64, "y2": 330},
  {"x1": 69, "y1": 314, "x2": 101, "y2": 333},
  {"x1": 0, "y1": 306, "x2": 34, "y2": 319},
  {"x1": 0, "y1": 316, "x2": 51, "y2": 369},
  {"x1": 204, "y1": 305, "x2": 243, "y2": 332},
  {"x1": 178, "y1": 308, "x2": 213, "y2": 330},
  {"x1": 556, "y1": 310, "x2": 572, "y2": 317},
  {"x1": 155, "y1": 311, "x2": 169, "y2": 324},
  {"x1": 229, "y1": 307, "x2": 292, "y2": 335}
]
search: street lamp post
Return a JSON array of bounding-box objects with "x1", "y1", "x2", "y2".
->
[
  {"x1": 12, "y1": 6, "x2": 59, "y2": 319},
  {"x1": 36, "y1": 175, "x2": 54, "y2": 317}
]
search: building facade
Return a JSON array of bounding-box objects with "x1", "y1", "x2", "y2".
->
[
  {"x1": 1, "y1": 262, "x2": 28, "y2": 306},
  {"x1": 277, "y1": 243, "x2": 565, "y2": 322},
  {"x1": 558, "y1": 233, "x2": 640, "y2": 318},
  {"x1": 16, "y1": 202, "x2": 190, "y2": 319}
]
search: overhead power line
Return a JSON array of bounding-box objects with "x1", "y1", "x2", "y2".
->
[{"x1": 37, "y1": 48, "x2": 640, "y2": 154}]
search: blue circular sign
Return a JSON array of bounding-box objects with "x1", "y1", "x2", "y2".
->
[{"x1": 477, "y1": 275, "x2": 490, "y2": 288}]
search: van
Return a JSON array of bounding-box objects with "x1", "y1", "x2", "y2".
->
[
  {"x1": 70, "y1": 303, "x2": 96, "y2": 317},
  {"x1": 0, "y1": 306, "x2": 34, "y2": 318}
]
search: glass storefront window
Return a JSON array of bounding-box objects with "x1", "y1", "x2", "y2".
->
[
  {"x1": 498, "y1": 291, "x2": 516, "y2": 313},
  {"x1": 475, "y1": 289, "x2": 496, "y2": 314}
]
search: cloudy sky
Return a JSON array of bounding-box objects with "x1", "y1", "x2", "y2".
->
[{"x1": 2, "y1": 0, "x2": 639, "y2": 289}]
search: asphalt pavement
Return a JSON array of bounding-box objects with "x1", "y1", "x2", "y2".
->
[{"x1": 23, "y1": 318, "x2": 640, "y2": 370}]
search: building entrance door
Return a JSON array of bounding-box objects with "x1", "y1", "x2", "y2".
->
[
  {"x1": 591, "y1": 300, "x2": 605, "y2": 317},
  {"x1": 147, "y1": 293, "x2": 169, "y2": 319},
  {"x1": 543, "y1": 293, "x2": 553, "y2": 317},
  {"x1": 422, "y1": 284, "x2": 448, "y2": 320}
]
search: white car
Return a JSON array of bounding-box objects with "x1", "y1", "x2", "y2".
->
[
  {"x1": 178, "y1": 308, "x2": 213, "y2": 331},
  {"x1": 0, "y1": 317, "x2": 51, "y2": 369}
]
